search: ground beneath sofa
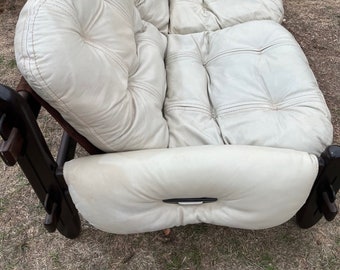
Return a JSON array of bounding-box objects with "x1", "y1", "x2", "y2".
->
[{"x1": 0, "y1": 0, "x2": 339, "y2": 269}]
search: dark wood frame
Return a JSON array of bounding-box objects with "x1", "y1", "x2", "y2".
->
[
  {"x1": 0, "y1": 80, "x2": 81, "y2": 238},
  {"x1": 0, "y1": 78, "x2": 339, "y2": 239}
]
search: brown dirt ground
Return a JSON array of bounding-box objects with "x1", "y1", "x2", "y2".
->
[{"x1": 0, "y1": 0, "x2": 339, "y2": 269}]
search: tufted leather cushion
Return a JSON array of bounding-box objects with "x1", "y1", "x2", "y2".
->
[
  {"x1": 14, "y1": 0, "x2": 334, "y2": 234},
  {"x1": 135, "y1": 0, "x2": 169, "y2": 33},
  {"x1": 15, "y1": 0, "x2": 332, "y2": 155},
  {"x1": 15, "y1": 0, "x2": 169, "y2": 152},
  {"x1": 169, "y1": 0, "x2": 284, "y2": 34},
  {"x1": 64, "y1": 145, "x2": 318, "y2": 233},
  {"x1": 165, "y1": 20, "x2": 333, "y2": 154}
]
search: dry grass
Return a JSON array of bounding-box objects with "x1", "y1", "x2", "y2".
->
[{"x1": 0, "y1": 0, "x2": 339, "y2": 269}]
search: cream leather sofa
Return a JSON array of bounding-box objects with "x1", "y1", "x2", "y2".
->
[{"x1": 0, "y1": 0, "x2": 338, "y2": 238}]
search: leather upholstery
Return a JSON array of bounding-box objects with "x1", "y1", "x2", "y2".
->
[
  {"x1": 135, "y1": 0, "x2": 169, "y2": 33},
  {"x1": 64, "y1": 145, "x2": 318, "y2": 233},
  {"x1": 15, "y1": 0, "x2": 169, "y2": 152},
  {"x1": 15, "y1": 0, "x2": 332, "y2": 155},
  {"x1": 165, "y1": 20, "x2": 332, "y2": 154},
  {"x1": 169, "y1": 0, "x2": 284, "y2": 34},
  {"x1": 14, "y1": 0, "x2": 334, "y2": 233}
]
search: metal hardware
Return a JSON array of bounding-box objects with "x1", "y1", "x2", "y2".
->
[{"x1": 163, "y1": 197, "x2": 218, "y2": 205}]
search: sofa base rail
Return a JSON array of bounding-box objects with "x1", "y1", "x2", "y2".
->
[{"x1": 0, "y1": 83, "x2": 339, "y2": 238}]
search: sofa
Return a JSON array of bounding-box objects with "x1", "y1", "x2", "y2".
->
[{"x1": 0, "y1": 0, "x2": 338, "y2": 238}]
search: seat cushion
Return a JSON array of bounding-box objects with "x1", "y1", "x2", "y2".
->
[
  {"x1": 64, "y1": 145, "x2": 318, "y2": 234},
  {"x1": 165, "y1": 20, "x2": 333, "y2": 155},
  {"x1": 169, "y1": 0, "x2": 284, "y2": 34},
  {"x1": 15, "y1": 0, "x2": 169, "y2": 152}
]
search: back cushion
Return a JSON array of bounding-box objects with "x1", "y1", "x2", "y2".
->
[
  {"x1": 15, "y1": 0, "x2": 169, "y2": 152},
  {"x1": 165, "y1": 20, "x2": 333, "y2": 155},
  {"x1": 169, "y1": 0, "x2": 284, "y2": 34},
  {"x1": 135, "y1": 0, "x2": 169, "y2": 33}
]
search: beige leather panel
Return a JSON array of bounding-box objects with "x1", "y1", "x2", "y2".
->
[
  {"x1": 15, "y1": 0, "x2": 169, "y2": 152},
  {"x1": 64, "y1": 145, "x2": 318, "y2": 234},
  {"x1": 169, "y1": 0, "x2": 284, "y2": 34},
  {"x1": 135, "y1": 0, "x2": 169, "y2": 33},
  {"x1": 165, "y1": 20, "x2": 333, "y2": 154}
]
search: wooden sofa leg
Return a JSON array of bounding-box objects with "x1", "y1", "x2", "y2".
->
[
  {"x1": 0, "y1": 84, "x2": 81, "y2": 239},
  {"x1": 296, "y1": 145, "x2": 340, "y2": 228}
]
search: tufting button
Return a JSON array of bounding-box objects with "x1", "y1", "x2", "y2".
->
[
  {"x1": 211, "y1": 109, "x2": 217, "y2": 120},
  {"x1": 201, "y1": 2, "x2": 209, "y2": 15},
  {"x1": 271, "y1": 103, "x2": 279, "y2": 111}
]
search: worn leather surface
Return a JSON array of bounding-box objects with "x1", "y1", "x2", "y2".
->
[
  {"x1": 64, "y1": 145, "x2": 318, "y2": 233},
  {"x1": 165, "y1": 20, "x2": 333, "y2": 154},
  {"x1": 169, "y1": 0, "x2": 284, "y2": 34},
  {"x1": 135, "y1": 0, "x2": 169, "y2": 33},
  {"x1": 15, "y1": 0, "x2": 169, "y2": 152}
]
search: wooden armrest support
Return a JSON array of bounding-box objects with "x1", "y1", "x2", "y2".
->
[
  {"x1": 0, "y1": 83, "x2": 81, "y2": 238},
  {"x1": 296, "y1": 146, "x2": 340, "y2": 228}
]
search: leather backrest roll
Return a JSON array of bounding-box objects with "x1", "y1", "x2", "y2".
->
[{"x1": 15, "y1": 0, "x2": 169, "y2": 152}]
